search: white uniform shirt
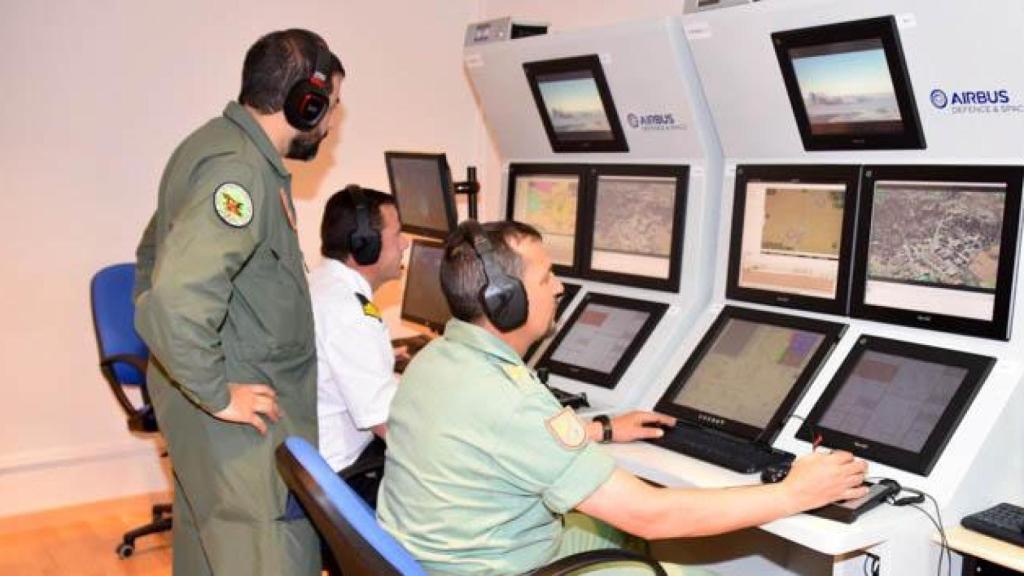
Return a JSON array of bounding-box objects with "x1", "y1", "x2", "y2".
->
[{"x1": 310, "y1": 259, "x2": 397, "y2": 471}]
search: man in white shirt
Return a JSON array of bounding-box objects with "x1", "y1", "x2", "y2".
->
[{"x1": 309, "y1": 185, "x2": 409, "y2": 504}]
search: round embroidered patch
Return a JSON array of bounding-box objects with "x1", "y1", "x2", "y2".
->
[{"x1": 213, "y1": 182, "x2": 253, "y2": 227}]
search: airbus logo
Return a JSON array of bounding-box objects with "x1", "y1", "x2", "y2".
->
[{"x1": 698, "y1": 414, "x2": 725, "y2": 427}]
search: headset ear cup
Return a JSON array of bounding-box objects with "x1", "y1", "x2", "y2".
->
[
  {"x1": 284, "y1": 81, "x2": 329, "y2": 131},
  {"x1": 480, "y1": 275, "x2": 528, "y2": 332},
  {"x1": 350, "y1": 230, "x2": 381, "y2": 266}
]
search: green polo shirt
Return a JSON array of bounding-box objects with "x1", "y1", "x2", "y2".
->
[{"x1": 377, "y1": 319, "x2": 616, "y2": 575}]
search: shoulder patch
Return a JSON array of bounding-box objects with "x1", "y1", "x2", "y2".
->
[
  {"x1": 501, "y1": 364, "x2": 531, "y2": 386},
  {"x1": 213, "y1": 182, "x2": 253, "y2": 227},
  {"x1": 355, "y1": 293, "x2": 382, "y2": 322},
  {"x1": 545, "y1": 407, "x2": 587, "y2": 450}
]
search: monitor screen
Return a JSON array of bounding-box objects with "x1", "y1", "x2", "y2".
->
[
  {"x1": 772, "y1": 16, "x2": 924, "y2": 150},
  {"x1": 851, "y1": 165, "x2": 1023, "y2": 340},
  {"x1": 400, "y1": 239, "x2": 452, "y2": 332},
  {"x1": 727, "y1": 165, "x2": 860, "y2": 314},
  {"x1": 585, "y1": 164, "x2": 688, "y2": 292},
  {"x1": 536, "y1": 293, "x2": 667, "y2": 389},
  {"x1": 800, "y1": 335, "x2": 993, "y2": 475},
  {"x1": 507, "y1": 164, "x2": 586, "y2": 275},
  {"x1": 656, "y1": 306, "x2": 845, "y2": 441},
  {"x1": 523, "y1": 55, "x2": 628, "y2": 153},
  {"x1": 385, "y1": 152, "x2": 457, "y2": 240}
]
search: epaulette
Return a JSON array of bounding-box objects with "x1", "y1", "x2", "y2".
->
[{"x1": 354, "y1": 292, "x2": 382, "y2": 322}]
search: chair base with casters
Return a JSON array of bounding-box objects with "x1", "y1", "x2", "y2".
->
[
  {"x1": 90, "y1": 263, "x2": 174, "y2": 558},
  {"x1": 275, "y1": 436, "x2": 667, "y2": 576}
]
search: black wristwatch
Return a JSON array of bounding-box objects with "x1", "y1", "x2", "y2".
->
[{"x1": 593, "y1": 414, "x2": 613, "y2": 443}]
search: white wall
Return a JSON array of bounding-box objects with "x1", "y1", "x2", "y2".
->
[{"x1": 0, "y1": 0, "x2": 482, "y2": 517}]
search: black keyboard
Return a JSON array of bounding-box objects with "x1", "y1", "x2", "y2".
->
[
  {"x1": 648, "y1": 423, "x2": 794, "y2": 474},
  {"x1": 392, "y1": 335, "x2": 431, "y2": 374},
  {"x1": 961, "y1": 503, "x2": 1024, "y2": 547}
]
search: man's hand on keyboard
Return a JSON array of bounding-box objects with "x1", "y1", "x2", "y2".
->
[
  {"x1": 783, "y1": 450, "x2": 869, "y2": 513},
  {"x1": 601, "y1": 411, "x2": 677, "y2": 443}
]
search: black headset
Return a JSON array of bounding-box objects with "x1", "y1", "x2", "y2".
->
[
  {"x1": 347, "y1": 185, "x2": 382, "y2": 266},
  {"x1": 461, "y1": 220, "x2": 529, "y2": 332},
  {"x1": 283, "y1": 43, "x2": 331, "y2": 131}
]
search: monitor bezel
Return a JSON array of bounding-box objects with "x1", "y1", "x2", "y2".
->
[
  {"x1": 400, "y1": 238, "x2": 450, "y2": 333},
  {"x1": 797, "y1": 335, "x2": 994, "y2": 476},
  {"x1": 535, "y1": 292, "x2": 667, "y2": 389},
  {"x1": 771, "y1": 16, "x2": 926, "y2": 151},
  {"x1": 850, "y1": 164, "x2": 1023, "y2": 340},
  {"x1": 726, "y1": 164, "x2": 861, "y2": 315},
  {"x1": 507, "y1": 163, "x2": 590, "y2": 277},
  {"x1": 655, "y1": 305, "x2": 847, "y2": 443},
  {"x1": 581, "y1": 164, "x2": 688, "y2": 292},
  {"x1": 523, "y1": 281, "x2": 582, "y2": 364},
  {"x1": 384, "y1": 151, "x2": 458, "y2": 240},
  {"x1": 522, "y1": 54, "x2": 629, "y2": 153}
]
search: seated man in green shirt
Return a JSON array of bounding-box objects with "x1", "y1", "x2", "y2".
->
[{"x1": 377, "y1": 220, "x2": 868, "y2": 575}]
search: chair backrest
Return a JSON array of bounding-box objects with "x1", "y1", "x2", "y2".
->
[
  {"x1": 90, "y1": 263, "x2": 148, "y2": 386},
  {"x1": 275, "y1": 437, "x2": 426, "y2": 576}
]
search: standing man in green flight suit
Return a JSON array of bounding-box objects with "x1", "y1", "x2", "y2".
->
[{"x1": 133, "y1": 29, "x2": 344, "y2": 576}]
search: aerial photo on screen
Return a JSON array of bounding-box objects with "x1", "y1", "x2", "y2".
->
[
  {"x1": 537, "y1": 71, "x2": 613, "y2": 136},
  {"x1": 868, "y1": 182, "x2": 1005, "y2": 290},
  {"x1": 594, "y1": 176, "x2": 676, "y2": 258},
  {"x1": 761, "y1": 186, "x2": 844, "y2": 259},
  {"x1": 791, "y1": 39, "x2": 902, "y2": 135},
  {"x1": 514, "y1": 175, "x2": 579, "y2": 266}
]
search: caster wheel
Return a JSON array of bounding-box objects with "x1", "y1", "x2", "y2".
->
[{"x1": 116, "y1": 542, "x2": 135, "y2": 559}]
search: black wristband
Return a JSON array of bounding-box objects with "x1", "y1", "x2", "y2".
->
[{"x1": 593, "y1": 414, "x2": 613, "y2": 443}]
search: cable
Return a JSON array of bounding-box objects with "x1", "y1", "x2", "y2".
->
[
  {"x1": 861, "y1": 551, "x2": 880, "y2": 576},
  {"x1": 881, "y1": 482, "x2": 950, "y2": 576}
]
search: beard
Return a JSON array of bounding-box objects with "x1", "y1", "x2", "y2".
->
[{"x1": 285, "y1": 128, "x2": 327, "y2": 161}]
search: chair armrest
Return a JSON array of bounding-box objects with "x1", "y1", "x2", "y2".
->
[
  {"x1": 338, "y1": 456, "x2": 386, "y2": 481},
  {"x1": 100, "y1": 353, "x2": 149, "y2": 375},
  {"x1": 531, "y1": 548, "x2": 667, "y2": 576}
]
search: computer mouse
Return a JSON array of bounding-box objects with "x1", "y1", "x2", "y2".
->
[{"x1": 760, "y1": 462, "x2": 791, "y2": 484}]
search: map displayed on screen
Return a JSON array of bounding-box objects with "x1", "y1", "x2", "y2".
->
[
  {"x1": 672, "y1": 319, "x2": 825, "y2": 429},
  {"x1": 513, "y1": 174, "x2": 579, "y2": 267},
  {"x1": 738, "y1": 181, "x2": 847, "y2": 299},
  {"x1": 549, "y1": 303, "x2": 650, "y2": 374},
  {"x1": 536, "y1": 70, "x2": 614, "y2": 140},
  {"x1": 818, "y1": 350, "x2": 965, "y2": 452},
  {"x1": 790, "y1": 39, "x2": 902, "y2": 136},
  {"x1": 591, "y1": 175, "x2": 677, "y2": 279},
  {"x1": 390, "y1": 156, "x2": 450, "y2": 233}
]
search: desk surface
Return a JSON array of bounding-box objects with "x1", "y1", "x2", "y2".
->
[
  {"x1": 941, "y1": 526, "x2": 1024, "y2": 572},
  {"x1": 607, "y1": 441, "x2": 926, "y2": 556}
]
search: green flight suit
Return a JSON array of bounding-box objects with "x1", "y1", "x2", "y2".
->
[
  {"x1": 134, "y1": 101, "x2": 319, "y2": 576},
  {"x1": 377, "y1": 319, "x2": 712, "y2": 576}
]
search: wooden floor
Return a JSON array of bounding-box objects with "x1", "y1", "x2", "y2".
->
[{"x1": 0, "y1": 493, "x2": 172, "y2": 576}]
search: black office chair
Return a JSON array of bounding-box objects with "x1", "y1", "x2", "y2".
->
[
  {"x1": 276, "y1": 436, "x2": 667, "y2": 576},
  {"x1": 90, "y1": 263, "x2": 172, "y2": 558}
]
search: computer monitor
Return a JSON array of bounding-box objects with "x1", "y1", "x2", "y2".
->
[
  {"x1": 799, "y1": 335, "x2": 994, "y2": 476},
  {"x1": 851, "y1": 165, "x2": 1023, "y2": 340},
  {"x1": 523, "y1": 55, "x2": 629, "y2": 153},
  {"x1": 772, "y1": 16, "x2": 925, "y2": 151},
  {"x1": 523, "y1": 281, "x2": 582, "y2": 364},
  {"x1": 385, "y1": 151, "x2": 458, "y2": 240},
  {"x1": 507, "y1": 163, "x2": 588, "y2": 276},
  {"x1": 726, "y1": 165, "x2": 860, "y2": 315},
  {"x1": 535, "y1": 292, "x2": 667, "y2": 389},
  {"x1": 655, "y1": 306, "x2": 846, "y2": 442},
  {"x1": 583, "y1": 164, "x2": 688, "y2": 292},
  {"x1": 400, "y1": 239, "x2": 452, "y2": 333}
]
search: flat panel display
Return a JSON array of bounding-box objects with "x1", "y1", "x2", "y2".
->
[
  {"x1": 656, "y1": 306, "x2": 845, "y2": 441},
  {"x1": 800, "y1": 336, "x2": 994, "y2": 475},
  {"x1": 772, "y1": 16, "x2": 925, "y2": 150},
  {"x1": 851, "y1": 165, "x2": 1023, "y2": 340},
  {"x1": 507, "y1": 164, "x2": 588, "y2": 276},
  {"x1": 536, "y1": 292, "x2": 667, "y2": 389},
  {"x1": 400, "y1": 239, "x2": 452, "y2": 333},
  {"x1": 584, "y1": 164, "x2": 688, "y2": 292},
  {"x1": 523, "y1": 55, "x2": 628, "y2": 153},
  {"x1": 385, "y1": 151, "x2": 458, "y2": 240},
  {"x1": 727, "y1": 165, "x2": 860, "y2": 314}
]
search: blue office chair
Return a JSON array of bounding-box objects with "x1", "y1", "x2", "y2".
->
[
  {"x1": 90, "y1": 263, "x2": 172, "y2": 558},
  {"x1": 275, "y1": 436, "x2": 667, "y2": 576}
]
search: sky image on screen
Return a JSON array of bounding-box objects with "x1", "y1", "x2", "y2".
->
[
  {"x1": 673, "y1": 319, "x2": 825, "y2": 429},
  {"x1": 739, "y1": 181, "x2": 846, "y2": 298},
  {"x1": 392, "y1": 157, "x2": 449, "y2": 232},
  {"x1": 818, "y1": 350, "x2": 965, "y2": 452},
  {"x1": 404, "y1": 242, "x2": 451, "y2": 327},
  {"x1": 550, "y1": 303, "x2": 649, "y2": 374},
  {"x1": 514, "y1": 174, "x2": 579, "y2": 267},
  {"x1": 791, "y1": 39, "x2": 901, "y2": 134},
  {"x1": 537, "y1": 70, "x2": 613, "y2": 138},
  {"x1": 592, "y1": 175, "x2": 676, "y2": 278}
]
